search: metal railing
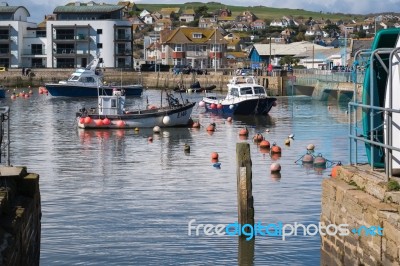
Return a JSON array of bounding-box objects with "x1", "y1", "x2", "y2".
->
[
  {"x1": 348, "y1": 47, "x2": 400, "y2": 181},
  {"x1": 0, "y1": 107, "x2": 10, "y2": 166}
]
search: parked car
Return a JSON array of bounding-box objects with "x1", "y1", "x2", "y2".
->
[{"x1": 140, "y1": 64, "x2": 170, "y2": 72}]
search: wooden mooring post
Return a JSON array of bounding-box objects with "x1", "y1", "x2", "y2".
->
[{"x1": 236, "y1": 143, "x2": 254, "y2": 233}]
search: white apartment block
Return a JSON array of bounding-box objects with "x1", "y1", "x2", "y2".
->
[{"x1": 0, "y1": 2, "x2": 135, "y2": 69}]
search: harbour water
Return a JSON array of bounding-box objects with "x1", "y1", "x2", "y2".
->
[{"x1": 1, "y1": 89, "x2": 366, "y2": 265}]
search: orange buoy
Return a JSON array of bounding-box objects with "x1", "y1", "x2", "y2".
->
[
  {"x1": 95, "y1": 119, "x2": 103, "y2": 126},
  {"x1": 270, "y1": 143, "x2": 282, "y2": 154},
  {"x1": 239, "y1": 127, "x2": 249, "y2": 136},
  {"x1": 211, "y1": 158, "x2": 219, "y2": 163},
  {"x1": 253, "y1": 133, "x2": 264, "y2": 143},
  {"x1": 331, "y1": 162, "x2": 342, "y2": 178},
  {"x1": 102, "y1": 117, "x2": 111, "y2": 125},
  {"x1": 302, "y1": 153, "x2": 314, "y2": 164},
  {"x1": 206, "y1": 123, "x2": 216, "y2": 132},
  {"x1": 84, "y1": 116, "x2": 92, "y2": 124},
  {"x1": 217, "y1": 103, "x2": 223, "y2": 109},
  {"x1": 314, "y1": 153, "x2": 327, "y2": 168},
  {"x1": 116, "y1": 120, "x2": 126, "y2": 127},
  {"x1": 211, "y1": 152, "x2": 219, "y2": 159},
  {"x1": 210, "y1": 103, "x2": 217, "y2": 110},
  {"x1": 259, "y1": 140, "x2": 271, "y2": 149}
]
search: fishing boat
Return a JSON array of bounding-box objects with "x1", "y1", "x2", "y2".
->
[
  {"x1": 76, "y1": 89, "x2": 196, "y2": 129},
  {"x1": 45, "y1": 57, "x2": 143, "y2": 97},
  {"x1": 173, "y1": 81, "x2": 216, "y2": 93},
  {"x1": 200, "y1": 76, "x2": 277, "y2": 115},
  {"x1": 361, "y1": 28, "x2": 400, "y2": 168}
]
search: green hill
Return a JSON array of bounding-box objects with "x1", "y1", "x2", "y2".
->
[{"x1": 135, "y1": 2, "x2": 364, "y2": 21}]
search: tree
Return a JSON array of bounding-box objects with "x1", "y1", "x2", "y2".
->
[
  {"x1": 279, "y1": 56, "x2": 300, "y2": 66},
  {"x1": 194, "y1": 5, "x2": 209, "y2": 19}
]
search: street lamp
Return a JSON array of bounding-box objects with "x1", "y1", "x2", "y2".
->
[{"x1": 250, "y1": 35, "x2": 254, "y2": 72}]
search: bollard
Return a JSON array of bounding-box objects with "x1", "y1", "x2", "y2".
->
[{"x1": 236, "y1": 143, "x2": 254, "y2": 237}]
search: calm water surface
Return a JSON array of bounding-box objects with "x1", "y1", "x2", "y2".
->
[{"x1": 1, "y1": 88, "x2": 366, "y2": 265}]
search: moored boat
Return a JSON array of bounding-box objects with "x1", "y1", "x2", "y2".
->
[
  {"x1": 45, "y1": 57, "x2": 143, "y2": 97},
  {"x1": 76, "y1": 89, "x2": 196, "y2": 129},
  {"x1": 0, "y1": 85, "x2": 6, "y2": 98},
  {"x1": 200, "y1": 76, "x2": 276, "y2": 115}
]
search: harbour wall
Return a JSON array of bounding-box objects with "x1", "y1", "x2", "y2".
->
[
  {"x1": 0, "y1": 69, "x2": 283, "y2": 96},
  {"x1": 321, "y1": 165, "x2": 400, "y2": 265},
  {"x1": 0, "y1": 166, "x2": 41, "y2": 266}
]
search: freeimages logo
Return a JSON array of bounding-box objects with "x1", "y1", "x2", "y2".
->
[{"x1": 187, "y1": 219, "x2": 383, "y2": 241}]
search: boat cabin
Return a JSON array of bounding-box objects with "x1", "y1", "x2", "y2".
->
[
  {"x1": 227, "y1": 76, "x2": 267, "y2": 99},
  {"x1": 98, "y1": 90, "x2": 126, "y2": 115}
]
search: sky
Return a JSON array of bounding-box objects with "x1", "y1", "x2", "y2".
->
[{"x1": 8, "y1": 0, "x2": 400, "y2": 23}]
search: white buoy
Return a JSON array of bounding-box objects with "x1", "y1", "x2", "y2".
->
[
  {"x1": 307, "y1": 144, "x2": 315, "y2": 150},
  {"x1": 162, "y1": 116, "x2": 171, "y2": 125},
  {"x1": 270, "y1": 163, "x2": 281, "y2": 173},
  {"x1": 153, "y1": 126, "x2": 161, "y2": 133},
  {"x1": 229, "y1": 104, "x2": 235, "y2": 110},
  {"x1": 289, "y1": 133, "x2": 294, "y2": 139},
  {"x1": 265, "y1": 129, "x2": 270, "y2": 133},
  {"x1": 199, "y1": 101, "x2": 205, "y2": 107}
]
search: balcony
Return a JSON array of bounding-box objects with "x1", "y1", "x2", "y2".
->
[
  {"x1": 116, "y1": 50, "x2": 132, "y2": 56},
  {"x1": 0, "y1": 49, "x2": 9, "y2": 55},
  {"x1": 21, "y1": 49, "x2": 47, "y2": 56},
  {"x1": 185, "y1": 51, "x2": 209, "y2": 58},
  {"x1": 115, "y1": 35, "x2": 131, "y2": 41},
  {"x1": 172, "y1": 51, "x2": 185, "y2": 59},
  {"x1": 53, "y1": 34, "x2": 75, "y2": 40}
]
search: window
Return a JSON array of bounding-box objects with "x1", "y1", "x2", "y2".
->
[
  {"x1": 97, "y1": 29, "x2": 103, "y2": 34},
  {"x1": 240, "y1": 87, "x2": 253, "y2": 95},
  {"x1": 254, "y1": 86, "x2": 265, "y2": 95},
  {"x1": 175, "y1": 44, "x2": 182, "y2": 52},
  {"x1": 36, "y1": 30, "x2": 46, "y2": 37},
  {"x1": 111, "y1": 99, "x2": 117, "y2": 108},
  {"x1": 230, "y1": 88, "x2": 239, "y2": 97},
  {"x1": 97, "y1": 43, "x2": 103, "y2": 49},
  {"x1": 192, "y1": 33, "x2": 202, "y2": 39}
]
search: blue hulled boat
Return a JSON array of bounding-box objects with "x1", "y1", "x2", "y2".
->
[{"x1": 45, "y1": 57, "x2": 143, "y2": 97}]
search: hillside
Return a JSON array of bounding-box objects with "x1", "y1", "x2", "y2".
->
[{"x1": 135, "y1": 2, "x2": 365, "y2": 21}]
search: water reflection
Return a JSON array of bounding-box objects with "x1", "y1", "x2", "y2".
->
[{"x1": 0, "y1": 90, "x2": 370, "y2": 265}]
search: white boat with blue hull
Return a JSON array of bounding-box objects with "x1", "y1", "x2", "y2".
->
[
  {"x1": 76, "y1": 90, "x2": 196, "y2": 129},
  {"x1": 45, "y1": 57, "x2": 143, "y2": 97},
  {"x1": 201, "y1": 76, "x2": 277, "y2": 115}
]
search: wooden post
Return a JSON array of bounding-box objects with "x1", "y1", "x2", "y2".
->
[{"x1": 236, "y1": 143, "x2": 254, "y2": 235}]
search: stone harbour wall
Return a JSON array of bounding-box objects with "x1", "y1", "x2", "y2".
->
[
  {"x1": 0, "y1": 166, "x2": 41, "y2": 266},
  {"x1": 321, "y1": 165, "x2": 400, "y2": 265}
]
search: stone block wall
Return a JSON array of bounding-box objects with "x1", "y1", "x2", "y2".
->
[
  {"x1": 321, "y1": 165, "x2": 400, "y2": 265},
  {"x1": 0, "y1": 166, "x2": 41, "y2": 266}
]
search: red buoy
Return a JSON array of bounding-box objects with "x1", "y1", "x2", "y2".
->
[
  {"x1": 210, "y1": 103, "x2": 217, "y2": 110},
  {"x1": 253, "y1": 133, "x2": 264, "y2": 143},
  {"x1": 271, "y1": 143, "x2": 282, "y2": 154},
  {"x1": 217, "y1": 103, "x2": 223, "y2": 109},
  {"x1": 206, "y1": 123, "x2": 215, "y2": 131},
  {"x1": 116, "y1": 120, "x2": 126, "y2": 127},
  {"x1": 79, "y1": 117, "x2": 85, "y2": 124},
  {"x1": 211, "y1": 152, "x2": 219, "y2": 159},
  {"x1": 102, "y1": 117, "x2": 111, "y2": 125},
  {"x1": 259, "y1": 140, "x2": 271, "y2": 149},
  {"x1": 84, "y1": 116, "x2": 92, "y2": 124},
  {"x1": 239, "y1": 127, "x2": 249, "y2": 136},
  {"x1": 95, "y1": 119, "x2": 103, "y2": 126}
]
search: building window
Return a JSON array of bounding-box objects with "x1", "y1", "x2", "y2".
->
[
  {"x1": 97, "y1": 29, "x2": 103, "y2": 34},
  {"x1": 192, "y1": 33, "x2": 202, "y2": 39},
  {"x1": 97, "y1": 43, "x2": 103, "y2": 48},
  {"x1": 36, "y1": 30, "x2": 46, "y2": 37},
  {"x1": 175, "y1": 44, "x2": 182, "y2": 52}
]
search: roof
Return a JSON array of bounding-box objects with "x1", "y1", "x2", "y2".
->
[
  {"x1": 226, "y1": 52, "x2": 248, "y2": 58},
  {"x1": 54, "y1": 5, "x2": 124, "y2": 13},
  {"x1": 160, "y1": 7, "x2": 180, "y2": 14},
  {"x1": 253, "y1": 41, "x2": 332, "y2": 57},
  {"x1": 163, "y1": 27, "x2": 226, "y2": 44},
  {"x1": 0, "y1": 6, "x2": 30, "y2": 16}
]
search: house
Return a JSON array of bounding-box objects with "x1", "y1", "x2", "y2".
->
[
  {"x1": 236, "y1": 11, "x2": 256, "y2": 24},
  {"x1": 215, "y1": 8, "x2": 232, "y2": 17},
  {"x1": 160, "y1": 27, "x2": 227, "y2": 69},
  {"x1": 160, "y1": 7, "x2": 180, "y2": 19},
  {"x1": 224, "y1": 33, "x2": 242, "y2": 51},
  {"x1": 251, "y1": 19, "x2": 266, "y2": 30},
  {"x1": 270, "y1": 20, "x2": 285, "y2": 28},
  {"x1": 199, "y1": 16, "x2": 218, "y2": 29},
  {"x1": 139, "y1": 9, "x2": 151, "y2": 18},
  {"x1": 230, "y1": 22, "x2": 250, "y2": 32},
  {"x1": 154, "y1": 18, "x2": 172, "y2": 32},
  {"x1": 179, "y1": 8, "x2": 195, "y2": 23},
  {"x1": 225, "y1": 51, "x2": 248, "y2": 68}
]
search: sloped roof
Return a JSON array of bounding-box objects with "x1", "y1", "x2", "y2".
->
[
  {"x1": 54, "y1": 5, "x2": 123, "y2": 13},
  {"x1": 0, "y1": 6, "x2": 30, "y2": 16},
  {"x1": 254, "y1": 41, "x2": 332, "y2": 57},
  {"x1": 163, "y1": 27, "x2": 225, "y2": 44},
  {"x1": 226, "y1": 52, "x2": 247, "y2": 58},
  {"x1": 160, "y1": 7, "x2": 180, "y2": 14}
]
